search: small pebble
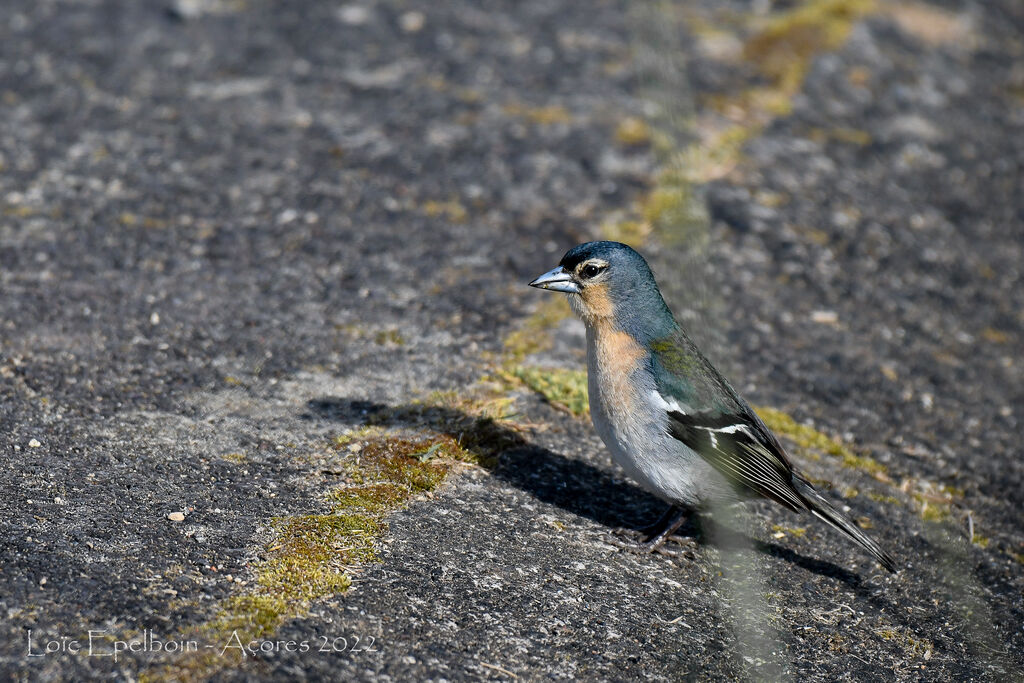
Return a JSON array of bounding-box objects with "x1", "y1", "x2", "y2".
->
[
  {"x1": 810, "y1": 310, "x2": 839, "y2": 324},
  {"x1": 28, "y1": 439, "x2": 41, "y2": 448},
  {"x1": 167, "y1": 511, "x2": 186, "y2": 522},
  {"x1": 399, "y1": 11, "x2": 425, "y2": 32},
  {"x1": 337, "y1": 5, "x2": 369, "y2": 25}
]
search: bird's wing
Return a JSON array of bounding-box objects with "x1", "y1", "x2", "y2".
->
[
  {"x1": 650, "y1": 329, "x2": 806, "y2": 511},
  {"x1": 650, "y1": 329, "x2": 897, "y2": 571},
  {"x1": 663, "y1": 407, "x2": 806, "y2": 511}
]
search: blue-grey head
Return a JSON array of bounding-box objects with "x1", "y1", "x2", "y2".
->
[{"x1": 529, "y1": 241, "x2": 676, "y2": 341}]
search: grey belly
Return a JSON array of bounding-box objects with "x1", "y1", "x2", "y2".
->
[{"x1": 589, "y1": 391, "x2": 725, "y2": 508}]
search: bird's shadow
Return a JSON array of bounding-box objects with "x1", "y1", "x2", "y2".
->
[{"x1": 304, "y1": 397, "x2": 863, "y2": 587}]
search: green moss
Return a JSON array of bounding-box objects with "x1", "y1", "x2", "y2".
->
[
  {"x1": 421, "y1": 199, "x2": 468, "y2": 224},
  {"x1": 145, "y1": 510, "x2": 365, "y2": 679},
  {"x1": 346, "y1": 436, "x2": 456, "y2": 492},
  {"x1": 754, "y1": 406, "x2": 888, "y2": 478},
  {"x1": 636, "y1": 0, "x2": 880, "y2": 192},
  {"x1": 195, "y1": 508, "x2": 381, "y2": 642},
  {"x1": 502, "y1": 102, "x2": 572, "y2": 125},
  {"x1": 841, "y1": 452, "x2": 888, "y2": 478},
  {"x1": 2, "y1": 203, "x2": 35, "y2": 217},
  {"x1": 771, "y1": 524, "x2": 807, "y2": 538},
  {"x1": 980, "y1": 328, "x2": 1009, "y2": 344},
  {"x1": 355, "y1": 394, "x2": 526, "y2": 470},
  {"x1": 118, "y1": 212, "x2": 168, "y2": 229},
  {"x1": 143, "y1": 432, "x2": 471, "y2": 681},
  {"x1": 918, "y1": 502, "x2": 952, "y2": 523},
  {"x1": 941, "y1": 484, "x2": 966, "y2": 498},
  {"x1": 503, "y1": 297, "x2": 572, "y2": 361},
  {"x1": 874, "y1": 626, "x2": 934, "y2": 659},
  {"x1": 639, "y1": 174, "x2": 710, "y2": 245},
  {"x1": 507, "y1": 366, "x2": 589, "y2": 417},
  {"x1": 250, "y1": 514, "x2": 363, "y2": 607},
  {"x1": 423, "y1": 391, "x2": 519, "y2": 425},
  {"x1": 212, "y1": 594, "x2": 290, "y2": 639},
  {"x1": 374, "y1": 329, "x2": 406, "y2": 345},
  {"x1": 809, "y1": 126, "x2": 872, "y2": 146},
  {"x1": 333, "y1": 425, "x2": 382, "y2": 447},
  {"x1": 743, "y1": 0, "x2": 876, "y2": 93},
  {"x1": 908, "y1": 481, "x2": 960, "y2": 522},
  {"x1": 601, "y1": 218, "x2": 651, "y2": 246},
  {"x1": 615, "y1": 116, "x2": 652, "y2": 146},
  {"x1": 327, "y1": 483, "x2": 408, "y2": 514},
  {"x1": 499, "y1": 297, "x2": 591, "y2": 416},
  {"x1": 676, "y1": 124, "x2": 757, "y2": 185},
  {"x1": 867, "y1": 492, "x2": 901, "y2": 505}
]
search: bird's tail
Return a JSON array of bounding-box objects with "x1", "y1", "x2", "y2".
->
[{"x1": 794, "y1": 477, "x2": 897, "y2": 573}]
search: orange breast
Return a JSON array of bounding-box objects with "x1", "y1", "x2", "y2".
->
[{"x1": 590, "y1": 320, "x2": 647, "y2": 420}]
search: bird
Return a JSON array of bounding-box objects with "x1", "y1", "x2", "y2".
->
[{"x1": 528, "y1": 240, "x2": 895, "y2": 572}]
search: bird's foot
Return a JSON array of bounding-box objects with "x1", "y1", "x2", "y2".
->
[
  {"x1": 603, "y1": 505, "x2": 695, "y2": 558},
  {"x1": 604, "y1": 528, "x2": 695, "y2": 557}
]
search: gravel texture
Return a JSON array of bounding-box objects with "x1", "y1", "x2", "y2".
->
[{"x1": 1, "y1": 0, "x2": 1022, "y2": 680}]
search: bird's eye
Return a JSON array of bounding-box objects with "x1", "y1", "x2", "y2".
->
[{"x1": 581, "y1": 264, "x2": 603, "y2": 279}]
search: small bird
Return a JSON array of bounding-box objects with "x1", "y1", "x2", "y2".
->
[{"x1": 529, "y1": 241, "x2": 895, "y2": 572}]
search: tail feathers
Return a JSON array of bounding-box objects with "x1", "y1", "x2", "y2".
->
[{"x1": 795, "y1": 478, "x2": 897, "y2": 573}]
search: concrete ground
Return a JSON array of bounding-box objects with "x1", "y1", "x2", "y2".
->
[{"x1": 1, "y1": 0, "x2": 1022, "y2": 680}]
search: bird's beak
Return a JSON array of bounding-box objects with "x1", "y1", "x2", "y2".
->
[{"x1": 528, "y1": 266, "x2": 579, "y2": 293}]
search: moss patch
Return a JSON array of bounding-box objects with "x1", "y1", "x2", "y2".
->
[
  {"x1": 770, "y1": 524, "x2": 807, "y2": 538},
  {"x1": 648, "y1": 0, "x2": 880, "y2": 188},
  {"x1": 359, "y1": 393, "x2": 527, "y2": 470},
  {"x1": 873, "y1": 626, "x2": 934, "y2": 659},
  {"x1": 917, "y1": 501, "x2": 951, "y2": 523},
  {"x1": 743, "y1": 0, "x2": 877, "y2": 93},
  {"x1": 505, "y1": 366, "x2": 589, "y2": 417},
  {"x1": 641, "y1": 174, "x2": 710, "y2": 245},
  {"x1": 501, "y1": 296, "x2": 590, "y2": 416},
  {"x1": 808, "y1": 126, "x2": 872, "y2": 146},
  {"x1": 754, "y1": 405, "x2": 889, "y2": 480},
  {"x1": 502, "y1": 102, "x2": 573, "y2": 125},
  {"x1": 867, "y1": 492, "x2": 901, "y2": 505},
  {"x1": 142, "y1": 431, "x2": 478, "y2": 681},
  {"x1": 503, "y1": 297, "x2": 573, "y2": 361},
  {"x1": 906, "y1": 481, "x2": 959, "y2": 522},
  {"x1": 344, "y1": 435, "x2": 462, "y2": 491},
  {"x1": 507, "y1": 2, "x2": 882, "y2": 420},
  {"x1": 421, "y1": 199, "x2": 468, "y2": 224},
  {"x1": 374, "y1": 329, "x2": 406, "y2": 346},
  {"x1": 601, "y1": 215, "x2": 652, "y2": 246},
  {"x1": 599, "y1": 166, "x2": 709, "y2": 251},
  {"x1": 980, "y1": 327, "x2": 1009, "y2": 344},
  {"x1": 615, "y1": 116, "x2": 653, "y2": 146}
]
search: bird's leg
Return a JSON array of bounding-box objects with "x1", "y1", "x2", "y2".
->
[
  {"x1": 607, "y1": 505, "x2": 693, "y2": 556},
  {"x1": 611, "y1": 505, "x2": 683, "y2": 539}
]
